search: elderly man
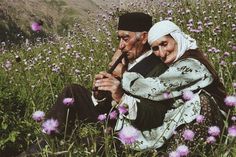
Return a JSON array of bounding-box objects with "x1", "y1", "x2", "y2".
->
[{"x1": 46, "y1": 12, "x2": 169, "y2": 132}]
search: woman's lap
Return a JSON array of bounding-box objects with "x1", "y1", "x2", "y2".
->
[{"x1": 162, "y1": 91, "x2": 225, "y2": 155}]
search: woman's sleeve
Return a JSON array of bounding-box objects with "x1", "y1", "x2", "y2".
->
[{"x1": 122, "y1": 58, "x2": 213, "y2": 101}]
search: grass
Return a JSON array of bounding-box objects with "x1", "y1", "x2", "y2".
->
[{"x1": 0, "y1": 0, "x2": 235, "y2": 156}]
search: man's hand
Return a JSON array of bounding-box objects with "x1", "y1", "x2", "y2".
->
[{"x1": 94, "y1": 71, "x2": 124, "y2": 102}]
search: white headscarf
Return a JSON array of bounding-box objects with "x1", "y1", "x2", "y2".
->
[{"x1": 148, "y1": 20, "x2": 197, "y2": 62}]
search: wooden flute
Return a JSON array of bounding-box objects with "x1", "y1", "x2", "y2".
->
[
  {"x1": 93, "y1": 52, "x2": 127, "y2": 100},
  {"x1": 107, "y1": 52, "x2": 127, "y2": 74}
]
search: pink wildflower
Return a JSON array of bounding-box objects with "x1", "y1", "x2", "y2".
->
[
  {"x1": 32, "y1": 110, "x2": 45, "y2": 122},
  {"x1": 31, "y1": 22, "x2": 42, "y2": 32},
  {"x1": 231, "y1": 116, "x2": 236, "y2": 121},
  {"x1": 182, "y1": 129, "x2": 195, "y2": 141},
  {"x1": 182, "y1": 90, "x2": 194, "y2": 101},
  {"x1": 232, "y1": 45, "x2": 236, "y2": 51},
  {"x1": 163, "y1": 92, "x2": 172, "y2": 99},
  {"x1": 98, "y1": 114, "x2": 107, "y2": 121},
  {"x1": 228, "y1": 125, "x2": 236, "y2": 137},
  {"x1": 42, "y1": 119, "x2": 59, "y2": 135},
  {"x1": 206, "y1": 136, "x2": 216, "y2": 144},
  {"x1": 223, "y1": 52, "x2": 230, "y2": 57},
  {"x1": 196, "y1": 115, "x2": 205, "y2": 123},
  {"x1": 224, "y1": 96, "x2": 236, "y2": 106},
  {"x1": 176, "y1": 145, "x2": 189, "y2": 156},
  {"x1": 118, "y1": 104, "x2": 128, "y2": 114},
  {"x1": 169, "y1": 151, "x2": 180, "y2": 157},
  {"x1": 66, "y1": 44, "x2": 72, "y2": 50},
  {"x1": 219, "y1": 60, "x2": 226, "y2": 66},
  {"x1": 118, "y1": 126, "x2": 139, "y2": 144},
  {"x1": 63, "y1": 98, "x2": 74, "y2": 106},
  {"x1": 208, "y1": 126, "x2": 221, "y2": 136},
  {"x1": 233, "y1": 83, "x2": 236, "y2": 89},
  {"x1": 109, "y1": 110, "x2": 118, "y2": 120},
  {"x1": 4, "y1": 60, "x2": 12, "y2": 70}
]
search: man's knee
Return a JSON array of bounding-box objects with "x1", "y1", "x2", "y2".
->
[{"x1": 63, "y1": 83, "x2": 87, "y2": 95}]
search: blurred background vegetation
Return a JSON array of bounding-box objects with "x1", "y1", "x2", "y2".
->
[{"x1": 0, "y1": 0, "x2": 120, "y2": 44}]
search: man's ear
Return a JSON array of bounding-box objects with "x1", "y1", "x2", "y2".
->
[{"x1": 141, "y1": 32, "x2": 148, "y2": 44}]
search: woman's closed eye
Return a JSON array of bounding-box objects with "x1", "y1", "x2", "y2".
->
[
  {"x1": 152, "y1": 46, "x2": 159, "y2": 51},
  {"x1": 160, "y1": 41, "x2": 168, "y2": 47}
]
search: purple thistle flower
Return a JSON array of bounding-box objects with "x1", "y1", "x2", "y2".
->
[
  {"x1": 228, "y1": 125, "x2": 236, "y2": 137},
  {"x1": 118, "y1": 125, "x2": 139, "y2": 144},
  {"x1": 52, "y1": 65, "x2": 60, "y2": 73},
  {"x1": 206, "y1": 136, "x2": 216, "y2": 144},
  {"x1": 42, "y1": 119, "x2": 59, "y2": 135},
  {"x1": 196, "y1": 115, "x2": 205, "y2": 123},
  {"x1": 63, "y1": 98, "x2": 74, "y2": 106},
  {"x1": 163, "y1": 92, "x2": 172, "y2": 99},
  {"x1": 188, "y1": 19, "x2": 194, "y2": 23},
  {"x1": 118, "y1": 104, "x2": 128, "y2": 114},
  {"x1": 31, "y1": 22, "x2": 42, "y2": 32},
  {"x1": 224, "y1": 96, "x2": 236, "y2": 106},
  {"x1": 169, "y1": 151, "x2": 180, "y2": 157},
  {"x1": 32, "y1": 110, "x2": 45, "y2": 122},
  {"x1": 176, "y1": 145, "x2": 189, "y2": 156},
  {"x1": 219, "y1": 60, "x2": 226, "y2": 66},
  {"x1": 208, "y1": 126, "x2": 221, "y2": 136},
  {"x1": 66, "y1": 44, "x2": 72, "y2": 50},
  {"x1": 4, "y1": 60, "x2": 12, "y2": 70},
  {"x1": 167, "y1": 10, "x2": 173, "y2": 16},
  {"x1": 232, "y1": 83, "x2": 236, "y2": 89},
  {"x1": 182, "y1": 129, "x2": 195, "y2": 141},
  {"x1": 232, "y1": 45, "x2": 236, "y2": 51},
  {"x1": 197, "y1": 21, "x2": 203, "y2": 25},
  {"x1": 223, "y1": 52, "x2": 230, "y2": 57},
  {"x1": 182, "y1": 90, "x2": 194, "y2": 101},
  {"x1": 98, "y1": 114, "x2": 107, "y2": 121},
  {"x1": 109, "y1": 110, "x2": 118, "y2": 120},
  {"x1": 231, "y1": 116, "x2": 236, "y2": 121}
]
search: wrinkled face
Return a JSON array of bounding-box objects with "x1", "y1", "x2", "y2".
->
[
  {"x1": 151, "y1": 35, "x2": 178, "y2": 64},
  {"x1": 117, "y1": 30, "x2": 147, "y2": 62}
]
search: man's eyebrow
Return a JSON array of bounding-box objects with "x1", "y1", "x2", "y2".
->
[{"x1": 117, "y1": 34, "x2": 129, "y2": 39}]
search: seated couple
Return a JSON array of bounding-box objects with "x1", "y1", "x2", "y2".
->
[{"x1": 23, "y1": 12, "x2": 232, "y2": 156}]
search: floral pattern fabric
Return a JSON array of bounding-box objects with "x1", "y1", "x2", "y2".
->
[
  {"x1": 122, "y1": 58, "x2": 213, "y2": 101},
  {"x1": 116, "y1": 58, "x2": 216, "y2": 150}
]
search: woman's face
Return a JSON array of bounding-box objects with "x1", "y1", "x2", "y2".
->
[{"x1": 151, "y1": 35, "x2": 178, "y2": 64}]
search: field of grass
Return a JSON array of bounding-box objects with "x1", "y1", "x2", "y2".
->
[{"x1": 0, "y1": 0, "x2": 235, "y2": 156}]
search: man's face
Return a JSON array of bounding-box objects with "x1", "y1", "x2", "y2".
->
[{"x1": 117, "y1": 30, "x2": 146, "y2": 62}]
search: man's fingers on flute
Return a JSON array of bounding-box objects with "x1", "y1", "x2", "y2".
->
[
  {"x1": 97, "y1": 86, "x2": 110, "y2": 91},
  {"x1": 95, "y1": 79, "x2": 113, "y2": 87},
  {"x1": 94, "y1": 73, "x2": 106, "y2": 80},
  {"x1": 99, "y1": 71, "x2": 113, "y2": 78},
  {"x1": 94, "y1": 73, "x2": 105, "y2": 80}
]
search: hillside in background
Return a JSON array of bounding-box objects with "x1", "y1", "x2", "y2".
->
[{"x1": 0, "y1": 0, "x2": 120, "y2": 43}]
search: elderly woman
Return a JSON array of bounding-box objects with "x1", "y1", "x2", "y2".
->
[{"x1": 121, "y1": 20, "x2": 231, "y2": 154}]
